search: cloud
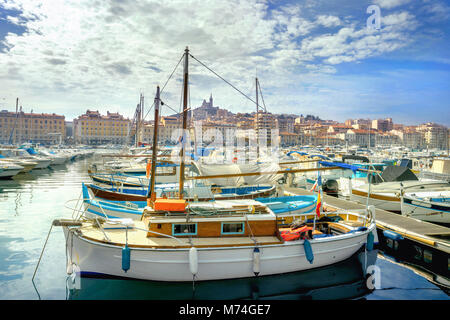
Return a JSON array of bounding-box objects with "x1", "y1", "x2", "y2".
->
[
  {"x1": 46, "y1": 58, "x2": 66, "y2": 65},
  {"x1": 0, "y1": 0, "x2": 447, "y2": 126},
  {"x1": 374, "y1": 0, "x2": 412, "y2": 9},
  {"x1": 316, "y1": 15, "x2": 341, "y2": 27}
]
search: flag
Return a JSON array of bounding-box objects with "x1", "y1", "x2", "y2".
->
[
  {"x1": 315, "y1": 191, "x2": 321, "y2": 218},
  {"x1": 315, "y1": 172, "x2": 322, "y2": 218}
]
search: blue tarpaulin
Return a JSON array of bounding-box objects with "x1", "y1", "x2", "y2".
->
[
  {"x1": 287, "y1": 151, "x2": 308, "y2": 156},
  {"x1": 318, "y1": 161, "x2": 360, "y2": 173},
  {"x1": 25, "y1": 147, "x2": 38, "y2": 155}
]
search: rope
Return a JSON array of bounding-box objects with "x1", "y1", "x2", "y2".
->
[
  {"x1": 257, "y1": 80, "x2": 268, "y2": 112},
  {"x1": 189, "y1": 54, "x2": 259, "y2": 106},
  {"x1": 244, "y1": 211, "x2": 259, "y2": 247},
  {"x1": 143, "y1": 52, "x2": 185, "y2": 121},
  {"x1": 32, "y1": 223, "x2": 54, "y2": 282}
]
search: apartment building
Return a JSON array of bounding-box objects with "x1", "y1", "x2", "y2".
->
[
  {"x1": 73, "y1": 110, "x2": 130, "y2": 145},
  {"x1": 417, "y1": 122, "x2": 448, "y2": 150},
  {"x1": 0, "y1": 109, "x2": 65, "y2": 145}
]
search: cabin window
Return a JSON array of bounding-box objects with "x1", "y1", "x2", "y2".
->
[
  {"x1": 173, "y1": 223, "x2": 197, "y2": 236},
  {"x1": 221, "y1": 222, "x2": 245, "y2": 235}
]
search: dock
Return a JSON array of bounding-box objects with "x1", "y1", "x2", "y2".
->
[{"x1": 285, "y1": 187, "x2": 450, "y2": 281}]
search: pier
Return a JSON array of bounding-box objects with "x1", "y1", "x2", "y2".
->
[{"x1": 285, "y1": 187, "x2": 450, "y2": 281}]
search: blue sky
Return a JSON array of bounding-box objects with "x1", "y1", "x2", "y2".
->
[{"x1": 0, "y1": 0, "x2": 449, "y2": 126}]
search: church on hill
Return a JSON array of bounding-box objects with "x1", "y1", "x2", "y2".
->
[
  {"x1": 191, "y1": 93, "x2": 232, "y2": 120},
  {"x1": 201, "y1": 94, "x2": 214, "y2": 109}
]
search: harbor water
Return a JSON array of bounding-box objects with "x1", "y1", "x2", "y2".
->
[{"x1": 0, "y1": 154, "x2": 448, "y2": 300}]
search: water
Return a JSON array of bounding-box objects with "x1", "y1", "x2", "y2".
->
[{"x1": 0, "y1": 155, "x2": 448, "y2": 300}]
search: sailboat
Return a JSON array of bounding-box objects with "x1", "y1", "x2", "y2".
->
[{"x1": 56, "y1": 47, "x2": 377, "y2": 282}]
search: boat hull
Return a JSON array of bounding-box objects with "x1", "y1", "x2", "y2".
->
[
  {"x1": 350, "y1": 189, "x2": 400, "y2": 212},
  {"x1": 33, "y1": 160, "x2": 51, "y2": 169},
  {"x1": 63, "y1": 226, "x2": 374, "y2": 282},
  {"x1": 0, "y1": 168, "x2": 22, "y2": 178},
  {"x1": 402, "y1": 196, "x2": 450, "y2": 224},
  {"x1": 87, "y1": 184, "x2": 276, "y2": 202}
]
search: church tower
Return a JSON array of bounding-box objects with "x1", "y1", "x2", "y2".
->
[{"x1": 209, "y1": 93, "x2": 213, "y2": 108}]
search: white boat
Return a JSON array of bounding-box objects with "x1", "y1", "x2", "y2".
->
[
  {"x1": 351, "y1": 180, "x2": 450, "y2": 212},
  {"x1": 11, "y1": 149, "x2": 52, "y2": 169},
  {"x1": 0, "y1": 160, "x2": 24, "y2": 178},
  {"x1": 0, "y1": 148, "x2": 38, "y2": 172},
  {"x1": 401, "y1": 190, "x2": 450, "y2": 225},
  {"x1": 38, "y1": 149, "x2": 68, "y2": 165},
  {"x1": 59, "y1": 201, "x2": 377, "y2": 282}
]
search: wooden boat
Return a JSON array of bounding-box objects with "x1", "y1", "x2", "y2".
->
[
  {"x1": 81, "y1": 183, "x2": 313, "y2": 221},
  {"x1": 86, "y1": 182, "x2": 277, "y2": 202},
  {"x1": 88, "y1": 160, "x2": 185, "y2": 187},
  {"x1": 60, "y1": 198, "x2": 377, "y2": 281},
  {"x1": 254, "y1": 195, "x2": 317, "y2": 224},
  {"x1": 401, "y1": 190, "x2": 450, "y2": 225}
]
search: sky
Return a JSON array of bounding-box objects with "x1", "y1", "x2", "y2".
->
[{"x1": 0, "y1": 0, "x2": 449, "y2": 126}]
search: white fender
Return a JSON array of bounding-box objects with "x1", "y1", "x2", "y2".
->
[
  {"x1": 189, "y1": 247, "x2": 198, "y2": 276},
  {"x1": 253, "y1": 247, "x2": 260, "y2": 276}
]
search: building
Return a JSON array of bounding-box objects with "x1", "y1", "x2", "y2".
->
[
  {"x1": 375, "y1": 132, "x2": 400, "y2": 146},
  {"x1": 65, "y1": 121, "x2": 74, "y2": 144},
  {"x1": 73, "y1": 110, "x2": 130, "y2": 145},
  {"x1": 391, "y1": 127, "x2": 425, "y2": 149},
  {"x1": 295, "y1": 115, "x2": 305, "y2": 124},
  {"x1": 279, "y1": 132, "x2": 303, "y2": 146},
  {"x1": 195, "y1": 121, "x2": 237, "y2": 145},
  {"x1": 0, "y1": 109, "x2": 65, "y2": 145},
  {"x1": 277, "y1": 115, "x2": 295, "y2": 133},
  {"x1": 327, "y1": 124, "x2": 352, "y2": 134},
  {"x1": 255, "y1": 111, "x2": 278, "y2": 146},
  {"x1": 372, "y1": 118, "x2": 393, "y2": 132},
  {"x1": 345, "y1": 128, "x2": 376, "y2": 147},
  {"x1": 417, "y1": 122, "x2": 448, "y2": 150}
]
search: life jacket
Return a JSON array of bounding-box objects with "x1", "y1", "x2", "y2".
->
[{"x1": 280, "y1": 226, "x2": 313, "y2": 241}]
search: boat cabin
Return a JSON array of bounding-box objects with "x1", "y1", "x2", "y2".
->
[{"x1": 143, "y1": 199, "x2": 279, "y2": 239}]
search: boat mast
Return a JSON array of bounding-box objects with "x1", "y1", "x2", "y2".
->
[
  {"x1": 179, "y1": 46, "x2": 189, "y2": 199},
  {"x1": 147, "y1": 86, "x2": 160, "y2": 205},
  {"x1": 256, "y1": 77, "x2": 259, "y2": 159}
]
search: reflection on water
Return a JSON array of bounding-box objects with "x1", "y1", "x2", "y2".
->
[
  {"x1": 0, "y1": 154, "x2": 449, "y2": 300},
  {"x1": 68, "y1": 253, "x2": 372, "y2": 300}
]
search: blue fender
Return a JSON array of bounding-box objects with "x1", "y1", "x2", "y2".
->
[
  {"x1": 304, "y1": 239, "x2": 314, "y2": 264},
  {"x1": 122, "y1": 244, "x2": 130, "y2": 272}
]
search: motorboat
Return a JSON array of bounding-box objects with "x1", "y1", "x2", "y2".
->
[
  {"x1": 0, "y1": 149, "x2": 38, "y2": 172},
  {"x1": 0, "y1": 160, "x2": 24, "y2": 179},
  {"x1": 401, "y1": 190, "x2": 450, "y2": 225},
  {"x1": 11, "y1": 148, "x2": 52, "y2": 169},
  {"x1": 351, "y1": 179, "x2": 450, "y2": 212}
]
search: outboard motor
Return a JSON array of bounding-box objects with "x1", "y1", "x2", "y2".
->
[{"x1": 322, "y1": 179, "x2": 339, "y2": 197}]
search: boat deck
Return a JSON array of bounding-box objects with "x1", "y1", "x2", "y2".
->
[
  {"x1": 285, "y1": 187, "x2": 450, "y2": 254},
  {"x1": 79, "y1": 221, "x2": 283, "y2": 249}
]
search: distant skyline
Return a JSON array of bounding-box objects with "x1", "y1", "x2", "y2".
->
[{"x1": 0, "y1": 0, "x2": 449, "y2": 126}]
